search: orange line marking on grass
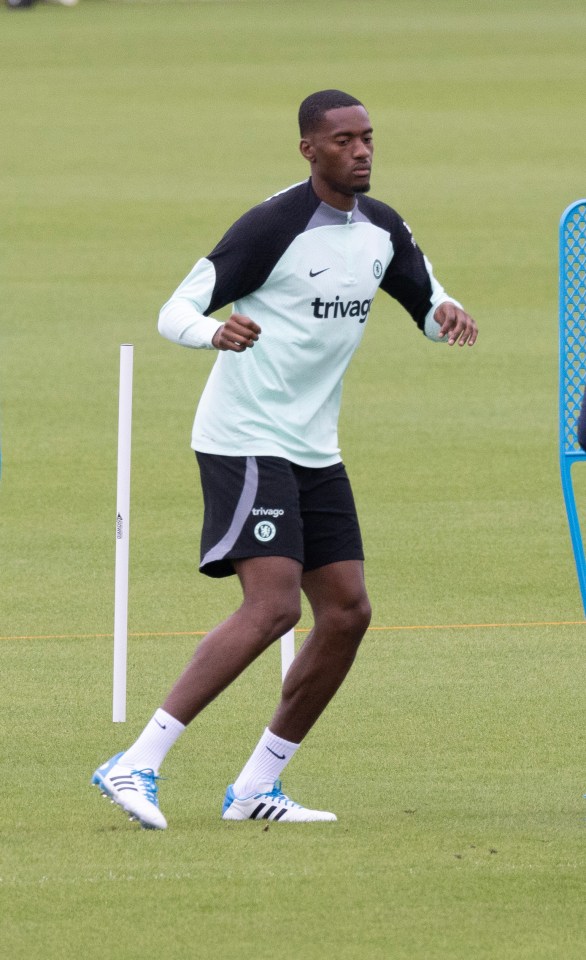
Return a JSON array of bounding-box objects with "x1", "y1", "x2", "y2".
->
[
  {"x1": 369, "y1": 620, "x2": 586, "y2": 631},
  {"x1": 1, "y1": 620, "x2": 585, "y2": 641}
]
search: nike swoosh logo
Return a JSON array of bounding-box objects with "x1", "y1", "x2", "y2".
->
[
  {"x1": 155, "y1": 719, "x2": 167, "y2": 729},
  {"x1": 266, "y1": 746, "x2": 286, "y2": 759},
  {"x1": 309, "y1": 268, "x2": 330, "y2": 277}
]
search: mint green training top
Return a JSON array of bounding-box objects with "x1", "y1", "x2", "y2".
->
[{"x1": 158, "y1": 180, "x2": 458, "y2": 468}]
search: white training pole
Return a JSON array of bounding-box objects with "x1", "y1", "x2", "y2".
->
[
  {"x1": 113, "y1": 344, "x2": 134, "y2": 722},
  {"x1": 280, "y1": 628, "x2": 295, "y2": 683}
]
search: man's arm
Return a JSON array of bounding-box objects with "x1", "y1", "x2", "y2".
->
[
  {"x1": 377, "y1": 210, "x2": 477, "y2": 346},
  {"x1": 158, "y1": 197, "x2": 292, "y2": 350},
  {"x1": 158, "y1": 258, "x2": 224, "y2": 349}
]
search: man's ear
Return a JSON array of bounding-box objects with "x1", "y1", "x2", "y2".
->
[{"x1": 299, "y1": 138, "x2": 316, "y2": 163}]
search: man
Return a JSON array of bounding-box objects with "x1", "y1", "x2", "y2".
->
[
  {"x1": 578, "y1": 389, "x2": 586, "y2": 451},
  {"x1": 92, "y1": 89, "x2": 477, "y2": 829}
]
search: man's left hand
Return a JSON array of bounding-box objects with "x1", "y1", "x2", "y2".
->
[{"x1": 434, "y1": 302, "x2": 478, "y2": 346}]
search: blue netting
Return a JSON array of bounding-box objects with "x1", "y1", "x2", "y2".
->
[
  {"x1": 560, "y1": 200, "x2": 586, "y2": 456},
  {"x1": 559, "y1": 200, "x2": 586, "y2": 615}
]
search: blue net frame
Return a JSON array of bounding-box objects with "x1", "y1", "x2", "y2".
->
[{"x1": 559, "y1": 199, "x2": 586, "y2": 615}]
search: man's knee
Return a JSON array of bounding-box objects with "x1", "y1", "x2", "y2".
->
[
  {"x1": 240, "y1": 594, "x2": 302, "y2": 642},
  {"x1": 272, "y1": 599, "x2": 303, "y2": 638},
  {"x1": 236, "y1": 556, "x2": 302, "y2": 641},
  {"x1": 346, "y1": 592, "x2": 372, "y2": 638},
  {"x1": 322, "y1": 590, "x2": 372, "y2": 643}
]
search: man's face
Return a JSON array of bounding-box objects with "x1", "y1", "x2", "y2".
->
[{"x1": 300, "y1": 105, "x2": 373, "y2": 207}]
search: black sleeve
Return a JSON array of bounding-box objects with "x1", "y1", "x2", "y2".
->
[
  {"x1": 204, "y1": 181, "x2": 319, "y2": 315},
  {"x1": 356, "y1": 196, "x2": 435, "y2": 330},
  {"x1": 378, "y1": 210, "x2": 434, "y2": 330}
]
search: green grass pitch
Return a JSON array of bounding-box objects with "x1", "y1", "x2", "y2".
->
[{"x1": 1, "y1": 1, "x2": 586, "y2": 958}]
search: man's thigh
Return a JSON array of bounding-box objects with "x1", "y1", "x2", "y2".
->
[{"x1": 294, "y1": 462, "x2": 364, "y2": 573}]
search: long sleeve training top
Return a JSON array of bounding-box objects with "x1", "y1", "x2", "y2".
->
[{"x1": 159, "y1": 179, "x2": 459, "y2": 467}]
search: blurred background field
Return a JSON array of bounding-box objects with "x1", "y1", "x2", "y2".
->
[{"x1": 1, "y1": 1, "x2": 585, "y2": 958}]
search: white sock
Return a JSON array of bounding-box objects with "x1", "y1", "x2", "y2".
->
[
  {"x1": 119, "y1": 708, "x2": 185, "y2": 774},
  {"x1": 232, "y1": 727, "x2": 300, "y2": 797}
]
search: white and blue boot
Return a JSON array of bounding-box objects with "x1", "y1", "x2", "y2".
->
[
  {"x1": 222, "y1": 779, "x2": 336, "y2": 822},
  {"x1": 92, "y1": 752, "x2": 167, "y2": 830}
]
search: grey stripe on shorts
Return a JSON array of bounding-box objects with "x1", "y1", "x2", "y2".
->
[{"x1": 200, "y1": 456, "x2": 259, "y2": 569}]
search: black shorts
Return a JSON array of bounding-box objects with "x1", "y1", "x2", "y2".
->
[{"x1": 195, "y1": 453, "x2": 364, "y2": 578}]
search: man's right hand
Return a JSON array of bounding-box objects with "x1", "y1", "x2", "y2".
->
[{"x1": 212, "y1": 313, "x2": 261, "y2": 352}]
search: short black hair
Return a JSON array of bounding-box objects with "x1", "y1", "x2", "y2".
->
[{"x1": 298, "y1": 89, "x2": 364, "y2": 136}]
